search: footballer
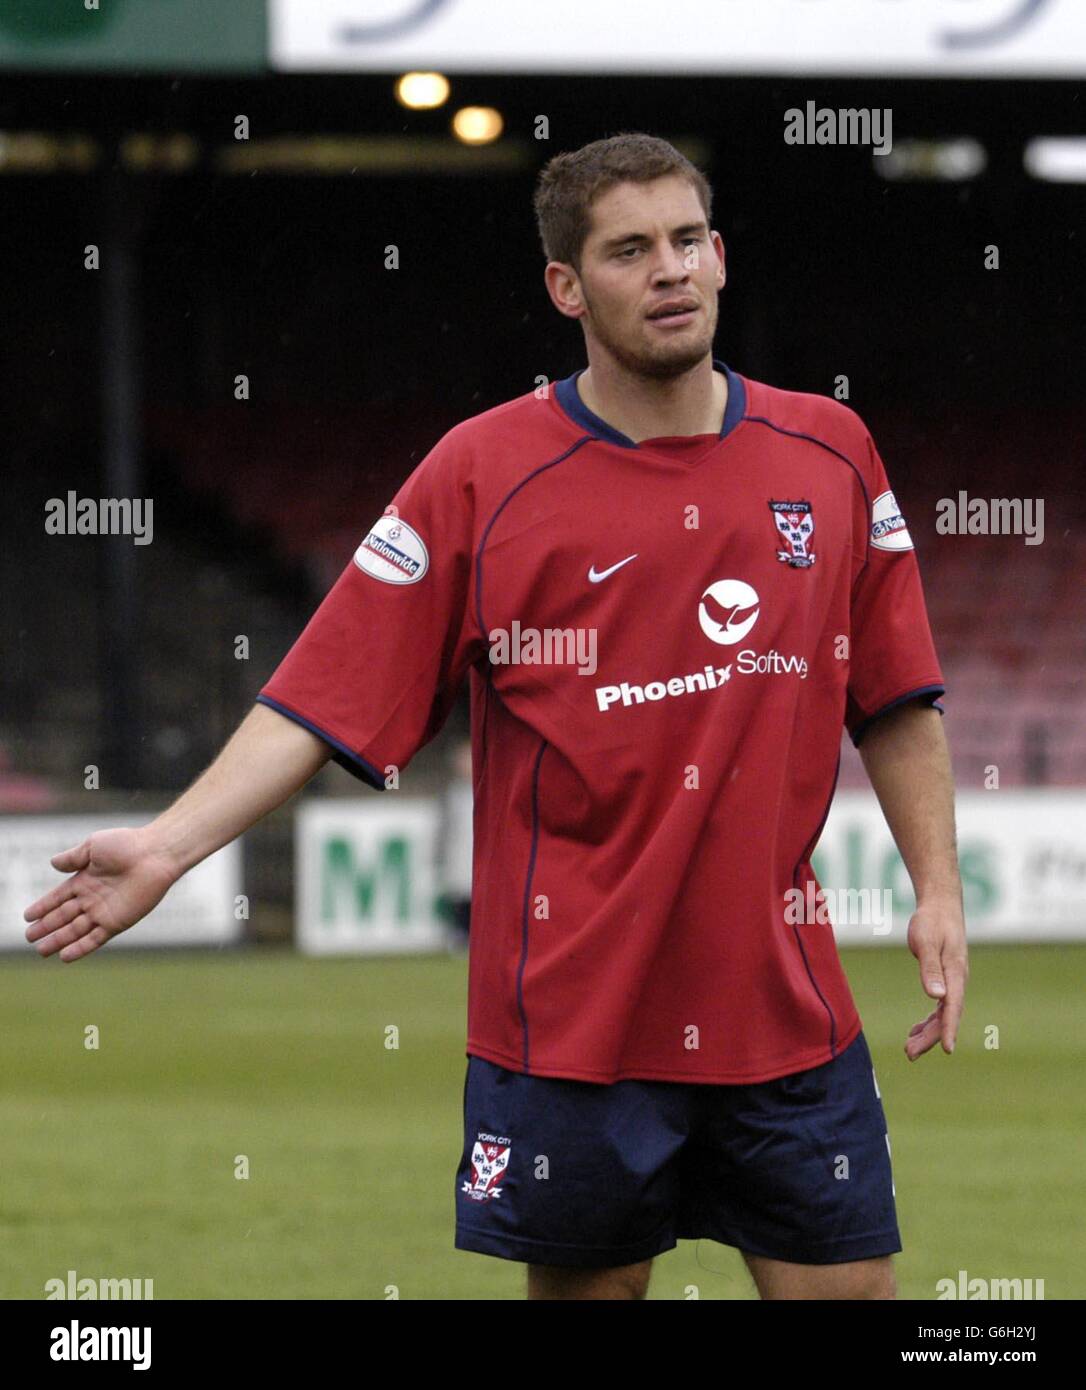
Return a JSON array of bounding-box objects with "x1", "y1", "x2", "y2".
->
[{"x1": 24, "y1": 133, "x2": 968, "y2": 1301}]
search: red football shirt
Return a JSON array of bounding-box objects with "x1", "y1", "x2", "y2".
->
[{"x1": 258, "y1": 360, "x2": 945, "y2": 1084}]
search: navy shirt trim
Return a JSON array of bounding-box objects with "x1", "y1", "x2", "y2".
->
[
  {"x1": 850, "y1": 685, "x2": 946, "y2": 748},
  {"x1": 554, "y1": 358, "x2": 747, "y2": 448},
  {"x1": 255, "y1": 693, "x2": 386, "y2": 790}
]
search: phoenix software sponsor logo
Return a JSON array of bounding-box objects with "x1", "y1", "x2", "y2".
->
[
  {"x1": 698, "y1": 578, "x2": 760, "y2": 645},
  {"x1": 595, "y1": 649, "x2": 808, "y2": 711},
  {"x1": 596, "y1": 662, "x2": 732, "y2": 712},
  {"x1": 596, "y1": 579, "x2": 807, "y2": 712},
  {"x1": 736, "y1": 649, "x2": 808, "y2": 678}
]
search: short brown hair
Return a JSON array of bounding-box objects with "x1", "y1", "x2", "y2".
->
[{"x1": 533, "y1": 132, "x2": 713, "y2": 273}]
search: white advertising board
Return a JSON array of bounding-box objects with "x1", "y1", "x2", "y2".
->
[
  {"x1": 294, "y1": 789, "x2": 1086, "y2": 955},
  {"x1": 813, "y1": 790, "x2": 1086, "y2": 944},
  {"x1": 0, "y1": 816, "x2": 243, "y2": 950},
  {"x1": 296, "y1": 798, "x2": 446, "y2": 954},
  {"x1": 271, "y1": 1, "x2": 1084, "y2": 77}
]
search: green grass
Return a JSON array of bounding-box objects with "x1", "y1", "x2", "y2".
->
[{"x1": 0, "y1": 944, "x2": 1081, "y2": 1299}]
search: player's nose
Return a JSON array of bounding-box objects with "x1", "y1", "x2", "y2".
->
[{"x1": 649, "y1": 241, "x2": 691, "y2": 281}]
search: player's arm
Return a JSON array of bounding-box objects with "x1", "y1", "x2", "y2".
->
[
  {"x1": 857, "y1": 700, "x2": 969, "y2": 1061},
  {"x1": 23, "y1": 703, "x2": 332, "y2": 962}
]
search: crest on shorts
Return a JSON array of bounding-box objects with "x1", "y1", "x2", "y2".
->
[
  {"x1": 768, "y1": 499, "x2": 816, "y2": 568},
  {"x1": 462, "y1": 1132, "x2": 511, "y2": 1202}
]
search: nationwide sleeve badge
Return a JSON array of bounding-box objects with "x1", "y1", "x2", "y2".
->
[{"x1": 768, "y1": 499, "x2": 816, "y2": 568}]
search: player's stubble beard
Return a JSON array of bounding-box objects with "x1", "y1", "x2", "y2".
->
[{"x1": 579, "y1": 275, "x2": 719, "y2": 383}]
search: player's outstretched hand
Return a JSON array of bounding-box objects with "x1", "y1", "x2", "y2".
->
[
  {"x1": 23, "y1": 827, "x2": 179, "y2": 962},
  {"x1": 904, "y1": 900, "x2": 969, "y2": 1061}
]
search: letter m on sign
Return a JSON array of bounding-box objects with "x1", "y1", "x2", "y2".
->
[{"x1": 321, "y1": 835, "x2": 410, "y2": 924}]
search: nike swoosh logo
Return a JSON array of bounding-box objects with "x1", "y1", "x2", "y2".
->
[{"x1": 588, "y1": 554, "x2": 638, "y2": 583}]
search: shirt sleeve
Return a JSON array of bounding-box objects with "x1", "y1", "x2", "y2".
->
[
  {"x1": 256, "y1": 427, "x2": 481, "y2": 788},
  {"x1": 844, "y1": 427, "x2": 946, "y2": 746}
]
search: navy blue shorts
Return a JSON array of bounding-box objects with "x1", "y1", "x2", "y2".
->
[{"x1": 455, "y1": 1030, "x2": 901, "y2": 1268}]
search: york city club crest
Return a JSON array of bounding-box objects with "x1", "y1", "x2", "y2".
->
[
  {"x1": 462, "y1": 1134, "x2": 511, "y2": 1202},
  {"x1": 768, "y1": 499, "x2": 816, "y2": 568}
]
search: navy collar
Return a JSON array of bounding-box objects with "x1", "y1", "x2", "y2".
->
[{"x1": 554, "y1": 358, "x2": 746, "y2": 449}]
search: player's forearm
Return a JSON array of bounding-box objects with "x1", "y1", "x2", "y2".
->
[
  {"x1": 857, "y1": 702, "x2": 962, "y2": 906},
  {"x1": 142, "y1": 703, "x2": 333, "y2": 878}
]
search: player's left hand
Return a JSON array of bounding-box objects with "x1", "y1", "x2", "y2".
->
[{"x1": 904, "y1": 899, "x2": 968, "y2": 1060}]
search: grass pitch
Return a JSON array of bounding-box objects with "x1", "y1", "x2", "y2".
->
[{"x1": 1, "y1": 943, "x2": 1080, "y2": 1299}]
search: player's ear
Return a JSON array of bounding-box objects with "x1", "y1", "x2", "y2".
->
[
  {"x1": 712, "y1": 232, "x2": 726, "y2": 289},
  {"x1": 544, "y1": 260, "x2": 586, "y2": 320}
]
